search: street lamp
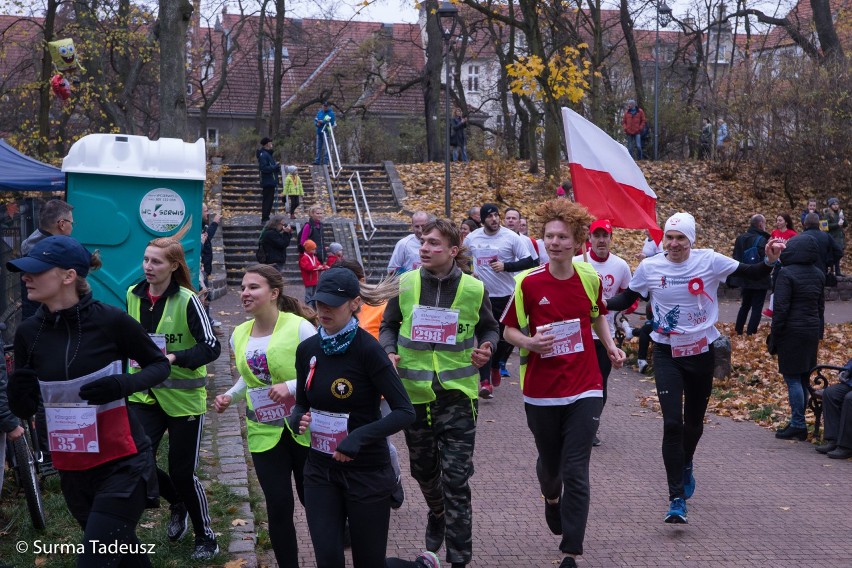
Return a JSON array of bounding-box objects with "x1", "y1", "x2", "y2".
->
[
  {"x1": 437, "y1": 1, "x2": 458, "y2": 218},
  {"x1": 653, "y1": 1, "x2": 672, "y2": 160}
]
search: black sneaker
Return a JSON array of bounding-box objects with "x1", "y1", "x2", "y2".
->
[
  {"x1": 425, "y1": 512, "x2": 445, "y2": 552},
  {"x1": 775, "y1": 424, "x2": 808, "y2": 441},
  {"x1": 190, "y1": 536, "x2": 219, "y2": 561},
  {"x1": 544, "y1": 498, "x2": 562, "y2": 535},
  {"x1": 167, "y1": 503, "x2": 189, "y2": 541},
  {"x1": 592, "y1": 436, "x2": 601, "y2": 447},
  {"x1": 559, "y1": 556, "x2": 578, "y2": 568}
]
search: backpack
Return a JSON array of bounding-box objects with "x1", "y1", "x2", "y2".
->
[
  {"x1": 256, "y1": 229, "x2": 267, "y2": 263},
  {"x1": 742, "y1": 235, "x2": 765, "y2": 264}
]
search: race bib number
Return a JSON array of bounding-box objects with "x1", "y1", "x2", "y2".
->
[
  {"x1": 473, "y1": 247, "x2": 498, "y2": 267},
  {"x1": 411, "y1": 305, "x2": 460, "y2": 345},
  {"x1": 537, "y1": 319, "x2": 584, "y2": 358},
  {"x1": 130, "y1": 333, "x2": 167, "y2": 369},
  {"x1": 45, "y1": 404, "x2": 99, "y2": 453},
  {"x1": 248, "y1": 386, "x2": 295, "y2": 423},
  {"x1": 310, "y1": 409, "x2": 349, "y2": 455},
  {"x1": 671, "y1": 331, "x2": 709, "y2": 358}
]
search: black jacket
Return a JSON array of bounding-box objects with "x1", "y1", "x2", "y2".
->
[
  {"x1": 201, "y1": 219, "x2": 219, "y2": 275},
  {"x1": 0, "y1": 365, "x2": 19, "y2": 433},
  {"x1": 802, "y1": 227, "x2": 842, "y2": 274},
  {"x1": 731, "y1": 227, "x2": 771, "y2": 290},
  {"x1": 772, "y1": 235, "x2": 825, "y2": 375},
  {"x1": 261, "y1": 227, "x2": 292, "y2": 264},
  {"x1": 257, "y1": 147, "x2": 279, "y2": 187}
]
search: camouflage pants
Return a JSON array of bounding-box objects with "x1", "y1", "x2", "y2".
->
[{"x1": 403, "y1": 390, "x2": 477, "y2": 564}]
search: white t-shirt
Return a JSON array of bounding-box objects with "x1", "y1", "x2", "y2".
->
[
  {"x1": 628, "y1": 249, "x2": 739, "y2": 345},
  {"x1": 465, "y1": 227, "x2": 538, "y2": 298},
  {"x1": 387, "y1": 234, "x2": 422, "y2": 273},
  {"x1": 642, "y1": 238, "x2": 664, "y2": 258},
  {"x1": 573, "y1": 252, "x2": 632, "y2": 338},
  {"x1": 536, "y1": 239, "x2": 549, "y2": 264}
]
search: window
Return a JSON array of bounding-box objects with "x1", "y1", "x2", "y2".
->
[
  {"x1": 467, "y1": 65, "x2": 479, "y2": 93},
  {"x1": 201, "y1": 52, "x2": 215, "y2": 84},
  {"x1": 207, "y1": 128, "x2": 219, "y2": 147},
  {"x1": 186, "y1": 82, "x2": 193, "y2": 95}
]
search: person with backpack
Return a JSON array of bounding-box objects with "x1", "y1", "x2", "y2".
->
[
  {"x1": 731, "y1": 214, "x2": 771, "y2": 335},
  {"x1": 259, "y1": 216, "x2": 293, "y2": 274}
]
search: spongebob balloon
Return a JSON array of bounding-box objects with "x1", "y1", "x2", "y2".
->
[{"x1": 48, "y1": 38, "x2": 85, "y2": 73}]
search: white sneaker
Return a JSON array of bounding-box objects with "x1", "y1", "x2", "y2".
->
[
  {"x1": 620, "y1": 320, "x2": 634, "y2": 339},
  {"x1": 211, "y1": 319, "x2": 222, "y2": 327},
  {"x1": 637, "y1": 359, "x2": 648, "y2": 374}
]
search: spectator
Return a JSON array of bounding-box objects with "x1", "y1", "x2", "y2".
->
[
  {"x1": 824, "y1": 197, "x2": 845, "y2": 276},
  {"x1": 556, "y1": 180, "x2": 572, "y2": 199},
  {"x1": 814, "y1": 358, "x2": 852, "y2": 459},
  {"x1": 771, "y1": 213, "x2": 797, "y2": 242},
  {"x1": 465, "y1": 206, "x2": 481, "y2": 228},
  {"x1": 622, "y1": 99, "x2": 646, "y2": 160},
  {"x1": 257, "y1": 137, "x2": 279, "y2": 224},
  {"x1": 802, "y1": 213, "x2": 842, "y2": 276},
  {"x1": 313, "y1": 101, "x2": 336, "y2": 165},
  {"x1": 716, "y1": 118, "x2": 729, "y2": 154},
  {"x1": 299, "y1": 206, "x2": 326, "y2": 263},
  {"x1": 638, "y1": 229, "x2": 664, "y2": 260},
  {"x1": 20, "y1": 199, "x2": 74, "y2": 319},
  {"x1": 800, "y1": 198, "x2": 820, "y2": 229},
  {"x1": 451, "y1": 112, "x2": 469, "y2": 162},
  {"x1": 326, "y1": 242, "x2": 344, "y2": 267},
  {"x1": 698, "y1": 118, "x2": 712, "y2": 159},
  {"x1": 387, "y1": 211, "x2": 433, "y2": 274},
  {"x1": 771, "y1": 235, "x2": 825, "y2": 442},
  {"x1": 731, "y1": 214, "x2": 771, "y2": 335},
  {"x1": 282, "y1": 166, "x2": 304, "y2": 220},
  {"x1": 201, "y1": 203, "x2": 222, "y2": 327},
  {"x1": 261, "y1": 215, "x2": 293, "y2": 274},
  {"x1": 460, "y1": 219, "x2": 477, "y2": 240}
]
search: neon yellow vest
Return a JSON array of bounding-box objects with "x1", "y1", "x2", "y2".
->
[
  {"x1": 396, "y1": 269, "x2": 483, "y2": 404},
  {"x1": 127, "y1": 286, "x2": 207, "y2": 416},
  {"x1": 513, "y1": 262, "x2": 601, "y2": 390},
  {"x1": 232, "y1": 312, "x2": 311, "y2": 452}
]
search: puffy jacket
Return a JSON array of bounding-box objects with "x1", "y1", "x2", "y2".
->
[
  {"x1": 772, "y1": 235, "x2": 825, "y2": 375},
  {"x1": 802, "y1": 227, "x2": 842, "y2": 274},
  {"x1": 622, "y1": 107, "x2": 646, "y2": 135},
  {"x1": 261, "y1": 227, "x2": 292, "y2": 264}
]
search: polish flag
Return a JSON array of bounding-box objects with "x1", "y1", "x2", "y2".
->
[{"x1": 562, "y1": 107, "x2": 663, "y2": 243}]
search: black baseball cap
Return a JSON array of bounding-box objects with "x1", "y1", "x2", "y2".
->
[
  {"x1": 7, "y1": 235, "x2": 92, "y2": 277},
  {"x1": 309, "y1": 267, "x2": 360, "y2": 307}
]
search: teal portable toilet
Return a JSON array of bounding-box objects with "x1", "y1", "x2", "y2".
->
[{"x1": 62, "y1": 134, "x2": 206, "y2": 309}]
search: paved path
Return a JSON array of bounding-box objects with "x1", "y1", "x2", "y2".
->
[{"x1": 203, "y1": 287, "x2": 852, "y2": 568}]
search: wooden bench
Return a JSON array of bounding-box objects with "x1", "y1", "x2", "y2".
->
[{"x1": 807, "y1": 365, "x2": 850, "y2": 440}]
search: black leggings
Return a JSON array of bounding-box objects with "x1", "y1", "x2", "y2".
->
[
  {"x1": 594, "y1": 340, "x2": 612, "y2": 409},
  {"x1": 252, "y1": 434, "x2": 308, "y2": 568},
  {"x1": 653, "y1": 343, "x2": 715, "y2": 500},
  {"x1": 480, "y1": 294, "x2": 513, "y2": 381},
  {"x1": 735, "y1": 288, "x2": 767, "y2": 335},
  {"x1": 287, "y1": 194, "x2": 301, "y2": 216}
]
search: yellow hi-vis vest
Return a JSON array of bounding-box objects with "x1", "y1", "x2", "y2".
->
[
  {"x1": 396, "y1": 269, "x2": 484, "y2": 404},
  {"x1": 513, "y1": 262, "x2": 601, "y2": 390},
  {"x1": 232, "y1": 312, "x2": 310, "y2": 453},
  {"x1": 127, "y1": 286, "x2": 207, "y2": 416}
]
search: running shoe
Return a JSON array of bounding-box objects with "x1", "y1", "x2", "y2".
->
[
  {"x1": 167, "y1": 503, "x2": 189, "y2": 541},
  {"x1": 190, "y1": 537, "x2": 219, "y2": 560},
  {"x1": 499, "y1": 360, "x2": 510, "y2": 378},
  {"x1": 490, "y1": 366, "x2": 502, "y2": 388},
  {"x1": 664, "y1": 497, "x2": 688, "y2": 524},
  {"x1": 425, "y1": 512, "x2": 446, "y2": 552},
  {"x1": 683, "y1": 463, "x2": 695, "y2": 500},
  {"x1": 620, "y1": 320, "x2": 634, "y2": 340},
  {"x1": 415, "y1": 551, "x2": 441, "y2": 568},
  {"x1": 559, "y1": 557, "x2": 578, "y2": 568},
  {"x1": 637, "y1": 359, "x2": 649, "y2": 374},
  {"x1": 544, "y1": 498, "x2": 562, "y2": 535},
  {"x1": 762, "y1": 308, "x2": 773, "y2": 318},
  {"x1": 478, "y1": 380, "x2": 493, "y2": 399}
]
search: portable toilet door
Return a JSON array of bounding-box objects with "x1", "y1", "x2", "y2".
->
[{"x1": 62, "y1": 134, "x2": 206, "y2": 309}]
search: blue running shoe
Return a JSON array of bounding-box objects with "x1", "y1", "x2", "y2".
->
[
  {"x1": 499, "y1": 360, "x2": 510, "y2": 377},
  {"x1": 683, "y1": 462, "x2": 695, "y2": 500},
  {"x1": 664, "y1": 497, "x2": 688, "y2": 524}
]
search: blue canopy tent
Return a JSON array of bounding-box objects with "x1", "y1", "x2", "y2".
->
[{"x1": 0, "y1": 139, "x2": 65, "y2": 192}]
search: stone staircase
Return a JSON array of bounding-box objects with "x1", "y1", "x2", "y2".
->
[
  {"x1": 357, "y1": 221, "x2": 412, "y2": 282},
  {"x1": 328, "y1": 164, "x2": 400, "y2": 216}
]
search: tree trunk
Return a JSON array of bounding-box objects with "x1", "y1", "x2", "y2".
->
[
  {"x1": 542, "y1": 101, "x2": 562, "y2": 182},
  {"x1": 37, "y1": 0, "x2": 59, "y2": 157},
  {"x1": 619, "y1": 0, "x2": 645, "y2": 110},
  {"x1": 255, "y1": 0, "x2": 270, "y2": 134},
  {"x1": 423, "y1": 0, "x2": 444, "y2": 162},
  {"x1": 811, "y1": 0, "x2": 844, "y2": 62},
  {"x1": 158, "y1": 0, "x2": 193, "y2": 139},
  {"x1": 270, "y1": 0, "x2": 285, "y2": 136}
]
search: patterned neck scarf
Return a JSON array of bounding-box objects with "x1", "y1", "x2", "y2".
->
[{"x1": 319, "y1": 316, "x2": 359, "y2": 355}]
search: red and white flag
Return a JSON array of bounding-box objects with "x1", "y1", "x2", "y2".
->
[{"x1": 562, "y1": 107, "x2": 662, "y2": 243}]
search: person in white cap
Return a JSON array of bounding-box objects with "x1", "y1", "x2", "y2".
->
[{"x1": 606, "y1": 212, "x2": 784, "y2": 525}]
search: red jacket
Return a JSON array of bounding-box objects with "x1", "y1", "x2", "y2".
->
[
  {"x1": 622, "y1": 108, "x2": 647, "y2": 135},
  {"x1": 299, "y1": 252, "x2": 322, "y2": 286}
]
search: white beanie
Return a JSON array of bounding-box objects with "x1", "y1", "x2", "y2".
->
[{"x1": 664, "y1": 212, "x2": 696, "y2": 245}]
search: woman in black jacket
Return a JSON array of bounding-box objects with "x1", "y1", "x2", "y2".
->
[
  {"x1": 772, "y1": 235, "x2": 826, "y2": 440},
  {"x1": 261, "y1": 215, "x2": 293, "y2": 273},
  {"x1": 6, "y1": 236, "x2": 170, "y2": 568}
]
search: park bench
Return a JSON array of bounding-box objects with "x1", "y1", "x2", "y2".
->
[{"x1": 807, "y1": 364, "x2": 850, "y2": 440}]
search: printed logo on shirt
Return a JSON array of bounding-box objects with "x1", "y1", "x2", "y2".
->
[
  {"x1": 539, "y1": 296, "x2": 551, "y2": 305},
  {"x1": 163, "y1": 316, "x2": 174, "y2": 323},
  {"x1": 331, "y1": 378, "x2": 353, "y2": 399}
]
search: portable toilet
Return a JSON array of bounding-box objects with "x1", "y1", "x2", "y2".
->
[{"x1": 62, "y1": 134, "x2": 206, "y2": 309}]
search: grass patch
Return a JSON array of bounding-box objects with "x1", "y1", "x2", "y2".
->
[{"x1": 748, "y1": 404, "x2": 779, "y2": 422}]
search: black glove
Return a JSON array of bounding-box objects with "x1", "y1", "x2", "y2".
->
[
  {"x1": 79, "y1": 375, "x2": 125, "y2": 405},
  {"x1": 8, "y1": 369, "x2": 40, "y2": 418}
]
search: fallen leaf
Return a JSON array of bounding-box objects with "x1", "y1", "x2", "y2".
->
[
  {"x1": 779, "y1": 507, "x2": 790, "y2": 511},
  {"x1": 231, "y1": 518, "x2": 248, "y2": 527},
  {"x1": 224, "y1": 560, "x2": 248, "y2": 568}
]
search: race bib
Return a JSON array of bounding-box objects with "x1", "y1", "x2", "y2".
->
[
  {"x1": 130, "y1": 333, "x2": 167, "y2": 369},
  {"x1": 671, "y1": 331, "x2": 709, "y2": 358},
  {"x1": 537, "y1": 319, "x2": 584, "y2": 358},
  {"x1": 310, "y1": 409, "x2": 349, "y2": 455},
  {"x1": 473, "y1": 247, "x2": 498, "y2": 267},
  {"x1": 411, "y1": 305, "x2": 460, "y2": 345},
  {"x1": 248, "y1": 386, "x2": 295, "y2": 423},
  {"x1": 45, "y1": 404, "x2": 99, "y2": 453}
]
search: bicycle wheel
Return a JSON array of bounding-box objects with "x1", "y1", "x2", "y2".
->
[{"x1": 12, "y1": 436, "x2": 46, "y2": 530}]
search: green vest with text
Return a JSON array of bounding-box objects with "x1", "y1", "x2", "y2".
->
[
  {"x1": 396, "y1": 269, "x2": 483, "y2": 404},
  {"x1": 232, "y1": 312, "x2": 310, "y2": 453},
  {"x1": 127, "y1": 286, "x2": 207, "y2": 416},
  {"x1": 513, "y1": 262, "x2": 600, "y2": 390}
]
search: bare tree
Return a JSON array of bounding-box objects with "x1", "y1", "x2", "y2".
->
[{"x1": 158, "y1": 0, "x2": 194, "y2": 139}]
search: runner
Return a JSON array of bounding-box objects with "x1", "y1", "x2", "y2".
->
[
  {"x1": 213, "y1": 264, "x2": 317, "y2": 567},
  {"x1": 501, "y1": 200, "x2": 625, "y2": 568},
  {"x1": 606, "y1": 212, "x2": 783, "y2": 524},
  {"x1": 126, "y1": 236, "x2": 221, "y2": 560},
  {"x1": 289, "y1": 267, "x2": 441, "y2": 568},
  {"x1": 380, "y1": 219, "x2": 498, "y2": 567},
  {"x1": 7, "y1": 236, "x2": 170, "y2": 568}
]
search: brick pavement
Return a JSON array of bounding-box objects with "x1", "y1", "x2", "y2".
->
[{"x1": 202, "y1": 286, "x2": 852, "y2": 568}]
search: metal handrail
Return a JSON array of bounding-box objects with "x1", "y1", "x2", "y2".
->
[
  {"x1": 321, "y1": 123, "x2": 343, "y2": 178},
  {"x1": 348, "y1": 170, "x2": 376, "y2": 241}
]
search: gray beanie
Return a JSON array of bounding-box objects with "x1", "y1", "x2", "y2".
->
[{"x1": 827, "y1": 197, "x2": 839, "y2": 206}]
